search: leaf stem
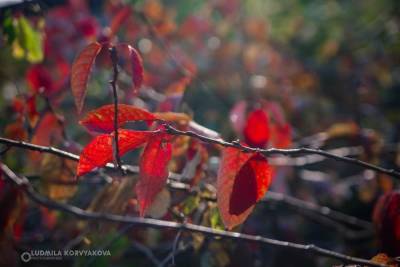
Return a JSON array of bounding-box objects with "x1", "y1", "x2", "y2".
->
[{"x1": 109, "y1": 46, "x2": 123, "y2": 173}]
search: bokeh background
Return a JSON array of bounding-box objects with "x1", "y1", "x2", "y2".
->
[{"x1": 0, "y1": 0, "x2": 399, "y2": 266}]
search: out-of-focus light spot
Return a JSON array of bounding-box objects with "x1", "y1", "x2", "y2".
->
[
  {"x1": 102, "y1": 27, "x2": 111, "y2": 37},
  {"x1": 208, "y1": 156, "x2": 220, "y2": 173},
  {"x1": 3, "y1": 82, "x2": 17, "y2": 100},
  {"x1": 299, "y1": 169, "x2": 329, "y2": 182},
  {"x1": 138, "y1": 38, "x2": 152, "y2": 54},
  {"x1": 207, "y1": 36, "x2": 221, "y2": 50},
  {"x1": 250, "y1": 75, "x2": 267, "y2": 89},
  {"x1": 364, "y1": 170, "x2": 375, "y2": 180}
]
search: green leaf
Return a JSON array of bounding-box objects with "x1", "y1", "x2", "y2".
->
[
  {"x1": 14, "y1": 16, "x2": 44, "y2": 63},
  {"x1": 209, "y1": 207, "x2": 224, "y2": 230},
  {"x1": 182, "y1": 195, "x2": 200, "y2": 215}
]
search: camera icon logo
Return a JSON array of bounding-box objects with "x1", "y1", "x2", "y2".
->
[{"x1": 21, "y1": 252, "x2": 31, "y2": 263}]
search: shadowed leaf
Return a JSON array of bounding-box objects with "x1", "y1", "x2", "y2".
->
[
  {"x1": 217, "y1": 148, "x2": 272, "y2": 229},
  {"x1": 71, "y1": 42, "x2": 102, "y2": 114},
  {"x1": 117, "y1": 44, "x2": 144, "y2": 95}
]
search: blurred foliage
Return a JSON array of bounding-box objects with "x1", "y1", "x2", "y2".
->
[{"x1": 0, "y1": 0, "x2": 399, "y2": 266}]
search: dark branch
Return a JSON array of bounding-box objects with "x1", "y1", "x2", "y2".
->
[
  {"x1": 264, "y1": 191, "x2": 372, "y2": 229},
  {"x1": 0, "y1": 136, "x2": 373, "y2": 231},
  {"x1": 109, "y1": 46, "x2": 123, "y2": 172},
  {"x1": 164, "y1": 124, "x2": 400, "y2": 179},
  {"x1": 0, "y1": 163, "x2": 385, "y2": 267}
]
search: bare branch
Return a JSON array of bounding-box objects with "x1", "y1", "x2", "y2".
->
[
  {"x1": 163, "y1": 124, "x2": 400, "y2": 179},
  {"x1": 264, "y1": 191, "x2": 373, "y2": 230},
  {"x1": 0, "y1": 137, "x2": 373, "y2": 231},
  {"x1": 0, "y1": 163, "x2": 385, "y2": 267},
  {"x1": 132, "y1": 241, "x2": 161, "y2": 266}
]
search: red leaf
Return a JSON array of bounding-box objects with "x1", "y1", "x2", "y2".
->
[
  {"x1": 373, "y1": 191, "x2": 400, "y2": 256},
  {"x1": 271, "y1": 123, "x2": 292, "y2": 149},
  {"x1": 135, "y1": 133, "x2": 172, "y2": 217},
  {"x1": 217, "y1": 148, "x2": 272, "y2": 229},
  {"x1": 243, "y1": 109, "x2": 270, "y2": 148},
  {"x1": 71, "y1": 42, "x2": 102, "y2": 114},
  {"x1": 26, "y1": 64, "x2": 54, "y2": 94},
  {"x1": 77, "y1": 130, "x2": 152, "y2": 176},
  {"x1": 109, "y1": 6, "x2": 132, "y2": 38},
  {"x1": 31, "y1": 112, "x2": 63, "y2": 148},
  {"x1": 117, "y1": 44, "x2": 144, "y2": 95},
  {"x1": 80, "y1": 104, "x2": 157, "y2": 133}
]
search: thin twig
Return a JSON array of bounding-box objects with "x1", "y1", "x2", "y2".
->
[
  {"x1": 0, "y1": 164, "x2": 386, "y2": 267},
  {"x1": 0, "y1": 144, "x2": 11, "y2": 155},
  {"x1": 171, "y1": 230, "x2": 182, "y2": 266},
  {"x1": 132, "y1": 241, "x2": 161, "y2": 266},
  {"x1": 109, "y1": 46, "x2": 123, "y2": 172},
  {"x1": 163, "y1": 124, "x2": 400, "y2": 179},
  {"x1": 159, "y1": 242, "x2": 191, "y2": 267},
  {"x1": 264, "y1": 191, "x2": 373, "y2": 229}
]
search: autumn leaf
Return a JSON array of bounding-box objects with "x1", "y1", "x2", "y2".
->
[
  {"x1": 271, "y1": 123, "x2": 292, "y2": 149},
  {"x1": 26, "y1": 64, "x2": 54, "y2": 94},
  {"x1": 71, "y1": 42, "x2": 102, "y2": 114},
  {"x1": 116, "y1": 43, "x2": 144, "y2": 95},
  {"x1": 158, "y1": 77, "x2": 192, "y2": 112},
  {"x1": 217, "y1": 147, "x2": 272, "y2": 229},
  {"x1": 135, "y1": 133, "x2": 172, "y2": 217},
  {"x1": 243, "y1": 109, "x2": 270, "y2": 148},
  {"x1": 80, "y1": 104, "x2": 157, "y2": 133},
  {"x1": 109, "y1": 6, "x2": 132, "y2": 38},
  {"x1": 39, "y1": 154, "x2": 77, "y2": 200},
  {"x1": 31, "y1": 112, "x2": 63, "y2": 147},
  {"x1": 77, "y1": 130, "x2": 153, "y2": 176},
  {"x1": 373, "y1": 191, "x2": 400, "y2": 256},
  {"x1": 0, "y1": 177, "x2": 26, "y2": 242},
  {"x1": 29, "y1": 112, "x2": 63, "y2": 164}
]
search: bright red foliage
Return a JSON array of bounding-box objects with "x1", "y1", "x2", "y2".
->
[
  {"x1": 71, "y1": 42, "x2": 102, "y2": 114},
  {"x1": 80, "y1": 104, "x2": 157, "y2": 133},
  {"x1": 136, "y1": 133, "x2": 172, "y2": 217},
  {"x1": 217, "y1": 147, "x2": 272, "y2": 229},
  {"x1": 77, "y1": 130, "x2": 153, "y2": 176},
  {"x1": 243, "y1": 109, "x2": 270, "y2": 148}
]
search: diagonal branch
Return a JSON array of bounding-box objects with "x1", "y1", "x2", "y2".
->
[
  {"x1": 0, "y1": 136, "x2": 373, "y2": 231},
  {"x1": 163, "y1": 124, "x2": 400, "y2": 179},
  {"x1": 0, "y1": 163, "x2": 385, "y2": 267}
]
